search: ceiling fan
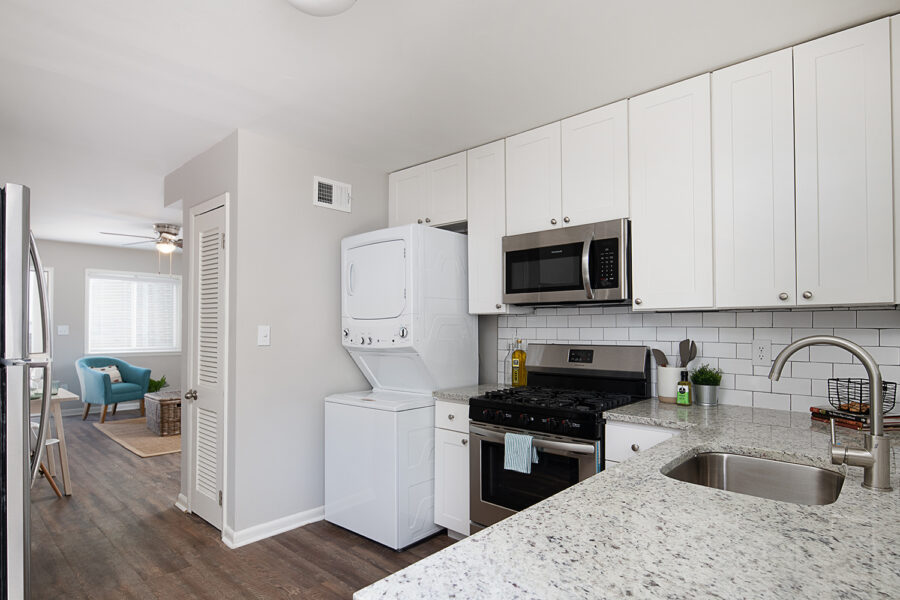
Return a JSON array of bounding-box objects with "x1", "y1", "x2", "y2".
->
[{"x1": 100, "y1": 223, "x2": 183, "y2": 254}]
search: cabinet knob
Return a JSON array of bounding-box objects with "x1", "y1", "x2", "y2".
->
[
  {"x1": 462, "y1": 438, "x2": 468, "y2": 446},
  {"x1": 425, "y1": 217, "x2": 431, "y2": 223},
  {"x1": 802, "y1": 291, "x2": 813, "y2": 300},
  {"x1": 448, "y1": 414, "x2": 455, "y2": 420},
  {"x1": 550, "y1": 218, "x2": 557, "y2": 225},
  {"x1": 778, "y1": 292, "x2": 789, "y2": 301},
  {"x1": 631, "y1": 443, "x2": 640, "y2": 452},
  {"x1": 634, "y1": 298, "x2": 643, "y2": 305},
  {"x1": 563, "y1": 216, "x2": 570, "y2": 223},
  {"x1": 417, "y1": 219, "x2": 423, "y2": 224},
  {"x1": 495, "y1": 303, "x2": 502, "y2": 309}
]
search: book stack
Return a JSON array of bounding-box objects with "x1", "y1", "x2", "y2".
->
[{"x1": 809, "y1": 406, "x2": 900, "y2": 431}]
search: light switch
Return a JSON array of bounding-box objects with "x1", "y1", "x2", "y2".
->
[
  {"x1": 257, "y1": 325, "x2": 271, "y2": 346},
  {"x1": 57, "y1": 325, "x2": 69, "y2": 336}
]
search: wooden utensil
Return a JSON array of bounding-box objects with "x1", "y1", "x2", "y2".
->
[
  {"x1": 679, "y1": 339, "x2": 691, "y2": 368},
  {"x1": 652, "y1": 349, "x2": 668, "y2": 367}
]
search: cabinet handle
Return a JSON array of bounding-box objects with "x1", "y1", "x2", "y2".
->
[
  {"x1": 495, "y1": 303, "x2": 502, "y2": 309},
  {"x1": 550, "y1": 218, "x2": 557, "y2": 225},
  {"x1": 563, "y1": 216, "x2": 570, "y2": 223},
  {"x1": 778, "y1": 292, "x2": 789, "y2": 301},
  {"x1": 448, "y1": 414, "x2": 455, "y2": 420},
  {"x1": 802, "y1": 291, "x2": 813, "y2": 300},
  {"x1": 634, "y1": 298, "x2": 643, "y2": 305},
  {"x1": 417, "y1": 219, "x2": 423, "y2": 224},
  {"x1": 462, "y1": 439, "x2": 468, "y2": 446},
  {"x1": 631, "y1": 443, "x2": 640, "y2": 452},
  {"x1": 425, "y1": 217, "x2": 431, "y2": 223}
]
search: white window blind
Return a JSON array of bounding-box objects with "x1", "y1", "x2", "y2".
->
[{"x1": 86, "y1": 270, "x2": 182, "y2": 354}]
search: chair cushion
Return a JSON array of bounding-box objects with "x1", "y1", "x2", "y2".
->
[
  {"x1": 110, "y1": 382, "x2": 143, "y2": 400},
  {"x1": 91, "y1": 365, "x2": 123, "y2": 383}
]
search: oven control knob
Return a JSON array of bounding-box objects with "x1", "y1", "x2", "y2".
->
[
  {"x1": 559, "y1": 419, "x2": 571, "y2": 433},
  {"x1": 518, "y1": 414, "x2": 534, "y2": 426},
  {"x1": 481, "y1": 409, "x2": 492, "y2": 420}
]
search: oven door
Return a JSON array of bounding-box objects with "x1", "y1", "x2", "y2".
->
[
  {"x1": 502, "y1": 219, "x2": 629, "y2": 304},
  {"x1": 469, "y1": 424, "x2": 599, "y2": 529}
]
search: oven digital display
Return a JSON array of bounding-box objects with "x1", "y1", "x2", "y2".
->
[{"x1": 568, "y1": 349, "x2": 594, "y2": 364}]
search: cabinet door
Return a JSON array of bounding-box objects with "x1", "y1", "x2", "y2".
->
[
  {"x1": 605, "y1": 422, "x2": 678, "y2": 463},
  {"x1": 794, "y1": 19, "x2": 894, "y2": 305},
  {"x1": 561, "y1": 100, "x2": 629, "y2": 225},
  {"x1": 434, "y1": 427, "x2": 470, "y2": 536},
  {"x1": 505, "y1": 122, "x2": 562, "y2": 236},
  {"x1": 427, "y1": 152, "x2": 467, "y2": 226},
  {"x1": 629, "y1": 74, "x2": 713, "y2": 311},
  {"x1": 467, "y1": 141, "x2": 508, "y2": 314},
  {"x1": 388, "y1": 164, "x2": 427, "y2": 227},
  {"x1": 713, "y1": 49, "x2": 796, "y2": 309}
]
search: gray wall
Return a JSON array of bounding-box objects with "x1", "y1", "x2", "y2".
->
[{"x1": 35, "y1": 239, "x2": 183, "y2": 412}]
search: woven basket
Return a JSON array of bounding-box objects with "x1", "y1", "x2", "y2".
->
[{"x1": 145, "y1": 392, "x2": 182, "y2": 437}]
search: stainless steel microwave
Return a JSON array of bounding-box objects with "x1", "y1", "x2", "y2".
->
[{"x1": 502, "y1": 219, "x2": 631, "y2": 305}]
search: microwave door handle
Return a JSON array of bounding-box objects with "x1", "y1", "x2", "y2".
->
[
  {"x1": 28, "y1": 233, "x2": 53, "y2": 483},
  {"x1": 581, "y1": 231, "x2": 594, "y2": 300}
]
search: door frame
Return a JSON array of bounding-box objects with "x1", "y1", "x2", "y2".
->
[{"x1": 179, "y1": 192, "x2": 231, "y2": 539}]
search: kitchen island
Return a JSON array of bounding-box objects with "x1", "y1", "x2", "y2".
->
[{"x1": 354, "y1": 399, "x2": 900, "y2": 599}]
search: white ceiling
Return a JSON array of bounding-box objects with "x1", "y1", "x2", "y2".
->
[{"x1": 2, "y1": 0, "x2": 899, "y2": 246}]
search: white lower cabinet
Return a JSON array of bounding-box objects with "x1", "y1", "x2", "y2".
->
[
  {"x1": 434, "y1": 401, "x2": 470, "y2": 536},
  {"x1": 605, "y1": 421, "x2": 679, "y2": 464}
]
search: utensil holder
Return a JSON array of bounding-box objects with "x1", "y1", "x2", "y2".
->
[{"x1": 657, "y1": 366, "x2": 683, "y2": 404}]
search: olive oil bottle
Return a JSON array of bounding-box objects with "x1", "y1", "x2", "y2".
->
[
  {"x1": 511, "y1": 339, "x2": 527, "y2": 387},
  {"x1": 676, "y1": 370, "x2": 692, "y2": 406}
]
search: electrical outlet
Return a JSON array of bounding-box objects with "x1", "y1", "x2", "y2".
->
[{"x1": 752, "y1": 340, "x2": 771, "y2": 366}]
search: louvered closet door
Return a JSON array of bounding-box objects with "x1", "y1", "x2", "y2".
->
[{"x1": 190, "y1": 204, "x2": 225, "y2": 529}]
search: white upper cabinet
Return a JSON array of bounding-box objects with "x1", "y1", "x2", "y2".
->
[
  {"x1": 388, "y1": 152, "x2": 467, "y2": 228},
  {"x1": 467, "y1": 140, "x2": 509, "y2": 314},
  {"x1": 561, "y1": 100, "x2": 630, "y2": 225},
  {"x1": 712, "y1": 49, "x2": 797, "y2": 309},
  {"x1": 505, "y1": 122, "x2": 562, "y2": 236},
  {"x1": 794, "y1": 19, "x2": 894, "y2": 306},
  {"x1": 629, "y1": 74, "x2": 714, "y2": 311}
]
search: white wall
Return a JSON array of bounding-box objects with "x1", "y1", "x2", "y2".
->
[
  {"x1": 497, "y1": 306, "x2": 900, "y2": 412},
  {"x1": 35, "y1": 239, "x2": 183, "y2": 413},
  {"x1": 231, "y1": 130, "x2": 387, "y2": 533}
]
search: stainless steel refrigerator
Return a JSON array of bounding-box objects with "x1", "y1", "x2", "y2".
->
[{"x1": 1, "y1": 183, "x2": 52, "y2": 599}]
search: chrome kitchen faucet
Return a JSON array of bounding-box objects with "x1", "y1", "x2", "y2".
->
[{"x1": 769, "y1": 335, "x2": 892, "y2": 492}]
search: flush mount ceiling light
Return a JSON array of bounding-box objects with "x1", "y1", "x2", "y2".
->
[
  {"x1": 156, "y1": 240, "x2": 177, "y2": 254},
  {"x1": 285, "y1": 0, "x2": 356, "y2": 16}
]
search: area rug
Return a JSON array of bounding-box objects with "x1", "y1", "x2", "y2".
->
[{"x1": 92, "y1": 417, "x2": 181, "y2": 458}]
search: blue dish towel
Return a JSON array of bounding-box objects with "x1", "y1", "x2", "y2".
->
[{"x1": 503, "y1": 432, "x2": 539, "y2": 474}]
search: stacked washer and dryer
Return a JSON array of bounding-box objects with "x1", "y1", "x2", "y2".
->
[{"x1": 324, "y1": 225, "x2": 477, "y2": 550}]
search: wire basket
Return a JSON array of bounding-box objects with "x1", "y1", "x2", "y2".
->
[{"x1": 827, "y1": 378, "x2": 896, "y2": 414}]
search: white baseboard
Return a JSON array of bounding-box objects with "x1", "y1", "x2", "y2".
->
[
  {"x1": 175, "y1": 493, "x2": 189, "y2": 513},
  {"x1": 221, "y1": 505, "x2": 324, "y2": 549}
]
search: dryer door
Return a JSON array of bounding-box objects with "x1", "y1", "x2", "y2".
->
[{"x1": 344, "y1": 239, "x2": 407, "y2": 320}]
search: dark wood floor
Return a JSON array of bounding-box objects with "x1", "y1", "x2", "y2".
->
[{"x1": 31, "y1": 411, "x2": 455, "y2": 599}]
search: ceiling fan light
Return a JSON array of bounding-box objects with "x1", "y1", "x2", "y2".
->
[
  {"x1": 156, "y1": 240, "x2": 177, "y2": 254},
  {"x1": 284, "y1": 0, "x2": 356, "y2": 17}
]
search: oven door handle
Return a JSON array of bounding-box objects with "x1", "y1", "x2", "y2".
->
[
  {"x1": 581, "y1": 230, "x2": 594, "y2": 300},
  {"x1": 470, "y1": 425, "x2": 596, "y2": 455}
]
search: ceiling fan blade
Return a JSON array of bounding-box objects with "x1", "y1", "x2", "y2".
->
[
  {"x1": 100, "y1": 231, "x2": 157, "y2": 240},
  {"x1": 123, "y1": 240, "x2": 155, "y2": 246}
]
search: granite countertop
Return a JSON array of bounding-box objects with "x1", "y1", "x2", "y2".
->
[
  {"x1": 433, "y1": 384, "x2": 507, "y2": 404},
  {"x1": 355, "y1": 399, "x2": 900, "y2": 599}
]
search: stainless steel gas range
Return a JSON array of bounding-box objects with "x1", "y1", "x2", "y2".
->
[{"x1": 468, "y1": 344, "x2": 651, "y2": 531}]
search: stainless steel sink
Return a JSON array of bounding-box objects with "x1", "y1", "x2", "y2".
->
[{"x1": 663, "y1": 452, "x2": 845, "y2": 505}]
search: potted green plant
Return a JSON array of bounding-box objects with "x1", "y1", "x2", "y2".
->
[
  {"x1": 690, "y1": 364, "x2": 723, "y2": 407},
  {"x1": 148, "y1": 375, "x2": 168, "y2": 394}
]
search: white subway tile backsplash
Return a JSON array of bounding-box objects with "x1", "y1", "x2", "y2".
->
[
  {"x1": 671, "y1": 313, "x2": 703, "y2": 327},
  {"x1": 772, "y1": 311, "x2": 813, "y2": 328},
  {"x1": 703, "y1": 312, "x2": 736, "y2": 327},
  {"x1": 497, "y1": 306, "x2": 900, "y2": 413},
  {"x1": 736, "y1": 312, "x2": 773, "y2": 327},
  {"x1": 833, "y1": 328, "x2": 879, "y2": 346},
  {"x1": 857, "y1": 309, "x2": 900, "y2": 328}
]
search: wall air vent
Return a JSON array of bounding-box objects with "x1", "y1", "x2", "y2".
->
[{"x1": 313, "y1": 176, "x2": 351, "y2": 213}]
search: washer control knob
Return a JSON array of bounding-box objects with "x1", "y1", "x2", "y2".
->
[
  {"x1": 342, "y1": 329, "x2": 349, "y2": 337},
  {"x1": 399, "y1": 327, "x2": 408, "y2": 338},
  {"x1": 367, "y1": 337, "x2": 373, "y2": 345}
]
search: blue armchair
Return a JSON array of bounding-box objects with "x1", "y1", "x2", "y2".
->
[{"x1": 75, "y1": 356, "x2": 151, "y2": 423}]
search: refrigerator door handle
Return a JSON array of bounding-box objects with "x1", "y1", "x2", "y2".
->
[{"x1": 28, "y1": 232, "x2": 53, "y2": 483}]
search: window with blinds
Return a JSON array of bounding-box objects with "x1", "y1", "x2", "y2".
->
[{"x1": 86, "y1": 269, "x2": 182, "y2": 354}]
